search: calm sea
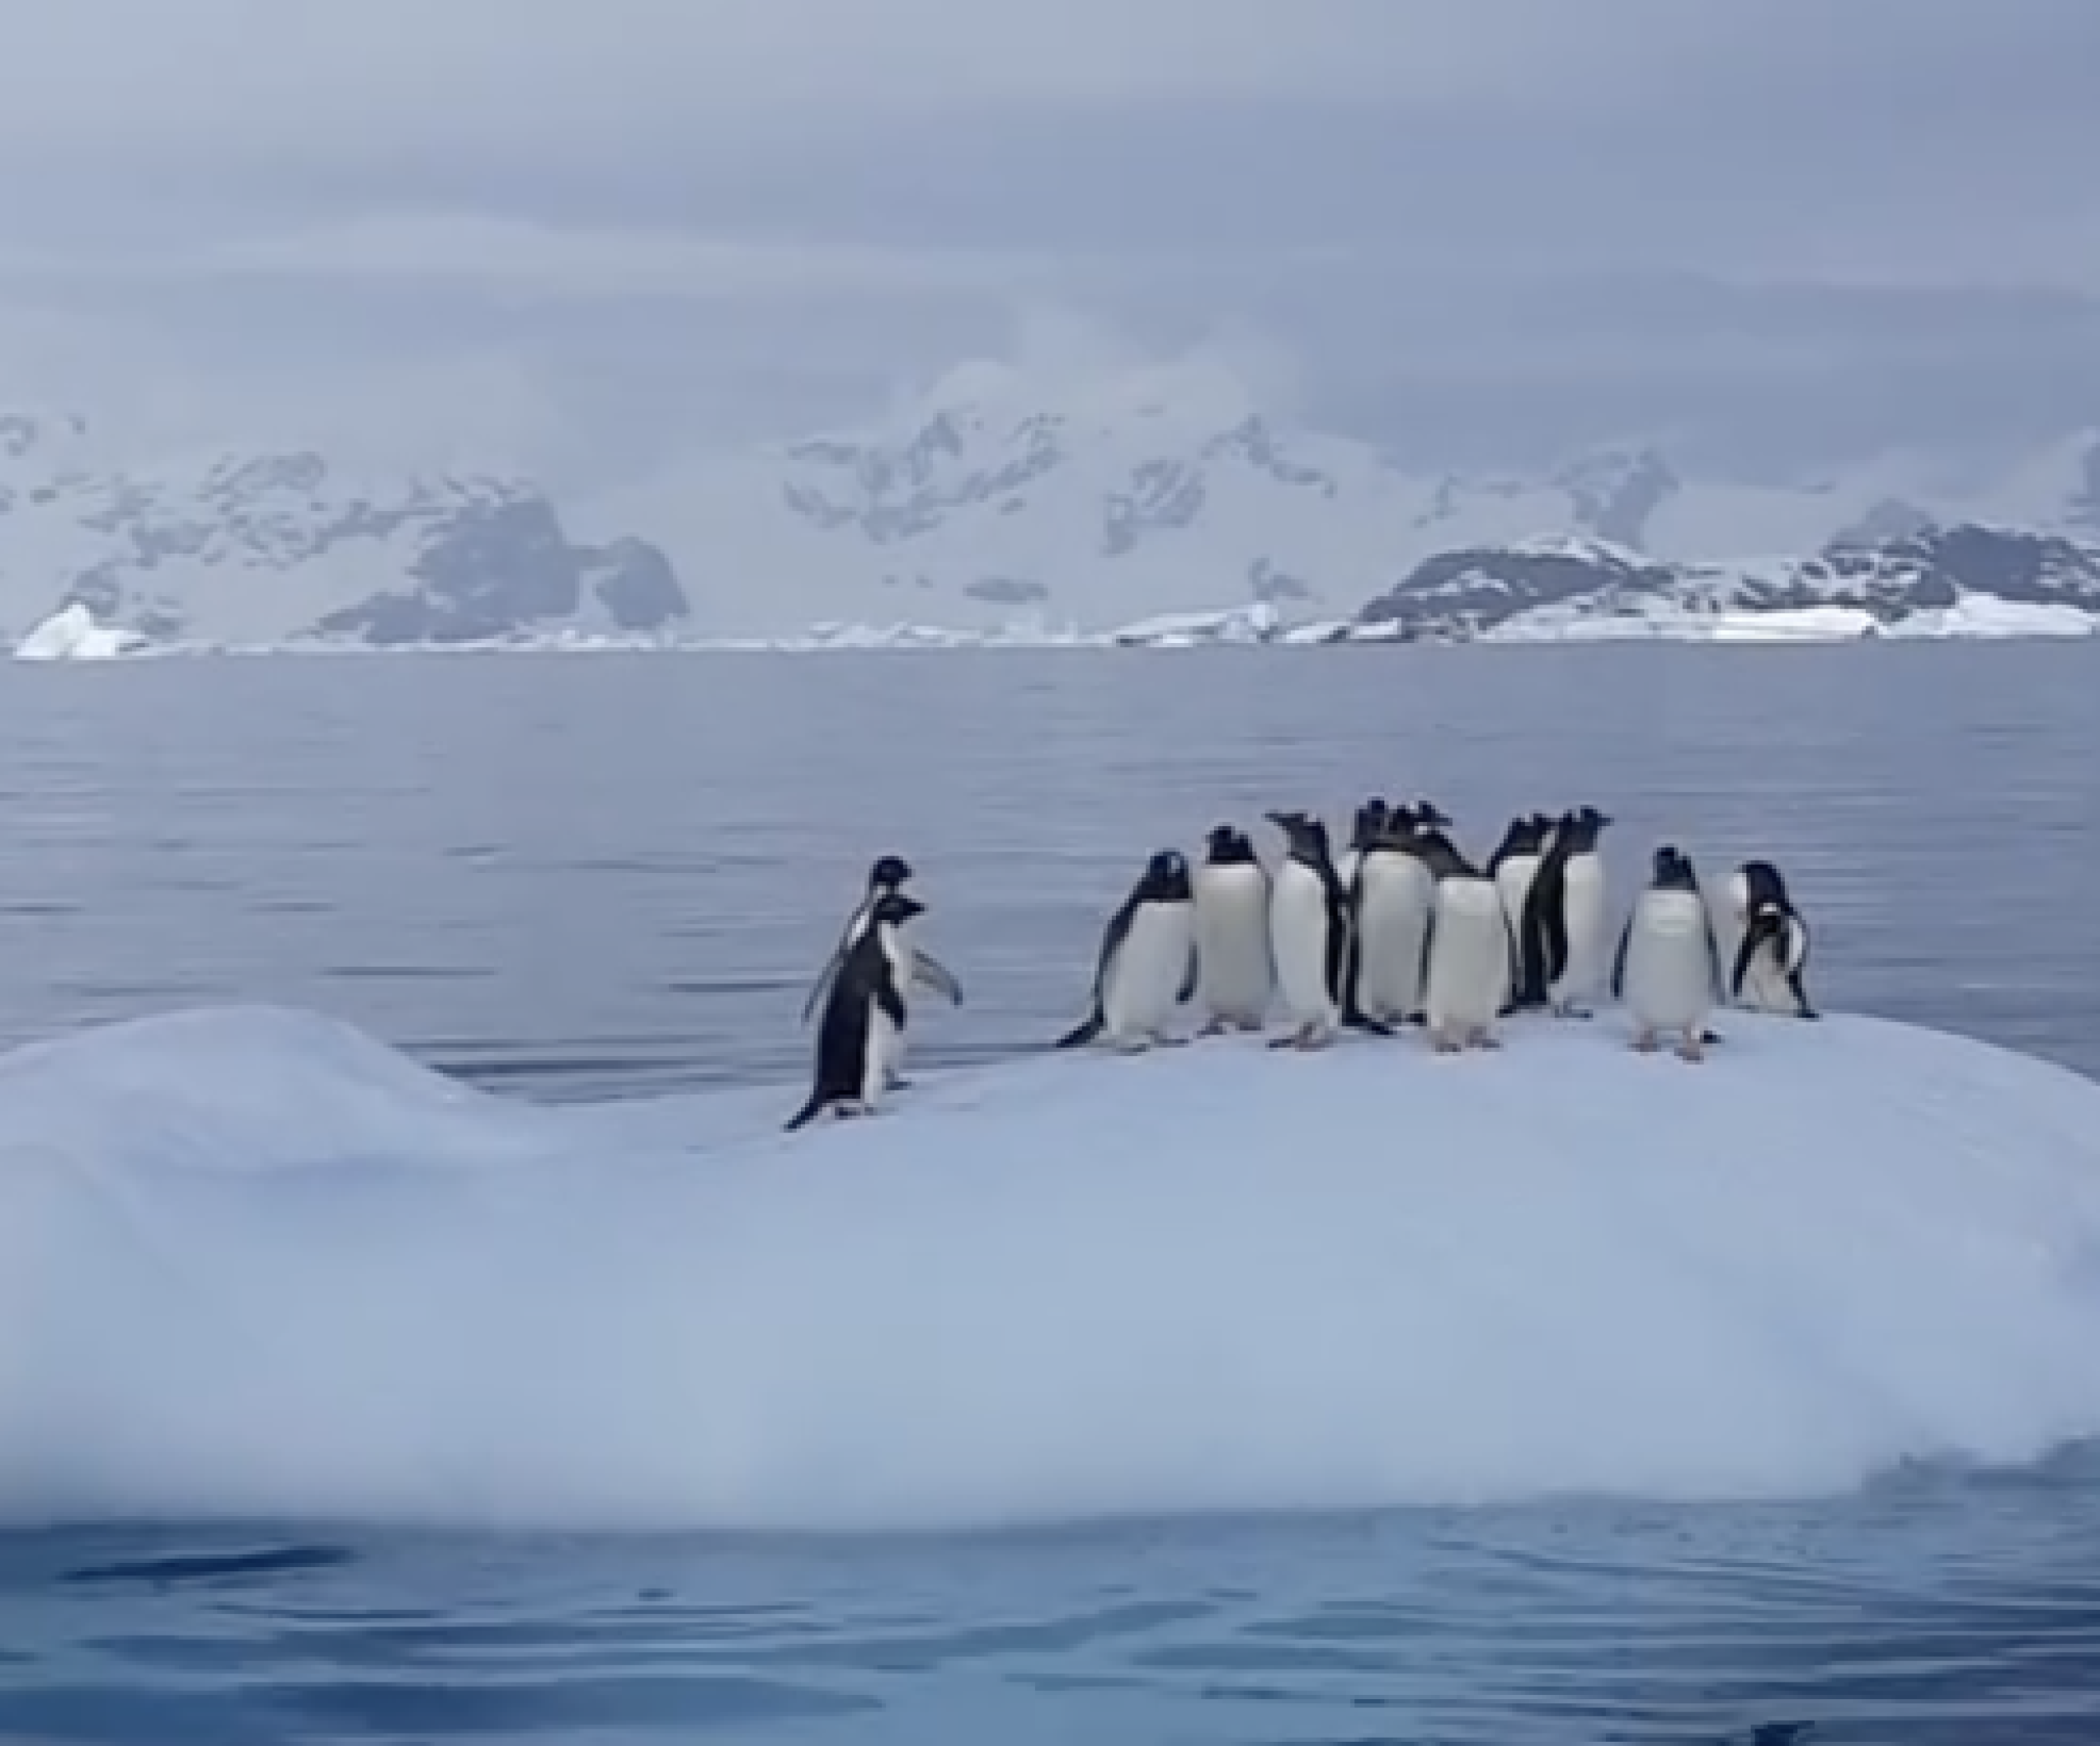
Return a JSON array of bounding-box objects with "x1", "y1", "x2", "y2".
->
[{"x1": 3, "y1": 642, "x2": 2098, "y2": 1743}]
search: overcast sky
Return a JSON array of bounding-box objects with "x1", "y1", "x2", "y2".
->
[{"x1": 2, "y1": 0, "x2": 2097, "y2": 482}]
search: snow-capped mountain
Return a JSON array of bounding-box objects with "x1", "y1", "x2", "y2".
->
[
  {"x1": 8, "y1": 358, "x2": 2100, "y2": 652},
  {"x1": 583, "y1": 357, "x2": 2100, "y2": 639},
  {"x1": 1350, "y1": 526, "x2": 2100, "y2": 642},
  {"x1": 0, "y1": 411, "x2": 687, "y2": 648}
]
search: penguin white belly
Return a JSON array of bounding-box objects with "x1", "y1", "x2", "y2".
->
[
  {"x1": 1354, "y1": 853, "x2": 1433, "y2": 1020},
  {"x1": 1623, "y1": 891, "x2": 1715, "y2": 1034},
  {"x1": 1270, "y1": 862, "x2": 1338, "y2": 1026},
  {"x1": 1101, "y1": 902, "x2": 1195, "y2": 1040},
  {"x1": 1494, "y1": 855, "x2": 1538, "y2": 938},
  {"x1": 874, "y1": 925, "x2": 914, "y2": 1084},
  {"x1": 1737, "y1": 917, "x2": 1808, "y2": 1014},
  {"x1": 1335, "y1": 847, "x2": 1362, "y2": 891},
  {"x1": 863, "y1": 1007, "x2": 899, "y2": 1106},
  {"x1": 1552, "y1": 854, "x2": 1609, "y2": 1003},
  {"x1": 1738, "y1": 948, "x2": 1792, "y2": 1013},
  {"x1": 1425, "y1": 876, "x2": 1508, "y2": 1034},
  {"x1": 1193, "y1": 864, "x2": 1272, "y2": 1026},
  {"x1": 1710, "y1": 884, "x2": 1746, "y2": 1004}
]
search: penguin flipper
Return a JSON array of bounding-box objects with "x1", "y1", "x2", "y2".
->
[
  {"x1": 1789, "y1": 968, "x2": 1819, "y2": 1019},
  {"x1": 1610, "y1": 916, "x2": 1632, "y2": 1000},
  {"x1": 1730, "y1": 912, "x2": 1767, "y2": 999},
  {"x1": 1178, "y1": 941, "x2": 1199, "y2": 1005},
  {"x1": 798, "y1": 943, "x2": 847, "y2": 1026},
  {"x1": 911, "y1": 947, "x2": 964, "y2": 1006},
  {"x1": 1054, "y1": 1008, "x2": 1105, "y2": 1049},
  {"x1": 784, "y1": 1090, "x2": 828, "y2": 1131}
]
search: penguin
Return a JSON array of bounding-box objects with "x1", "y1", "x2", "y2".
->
[
  {"x1": 1266, "y1": 810, "x2": 1389, "y2": 1049},
  {"x1": 1489, "y1": 812, "x2": 1553, "y2": 973},
  {"x1": 1348, "y1": 805, "x2": 1436, "y2": 1026},
  {"x1": 1409, "y1": 823, "x2": 1518, "y2": 1053},
  {"x1": 1192, "y1": 823, "x2": 1274, "y2": 1034},
  {"x1": 1518, "y1": 804, "x2": 1613, "y2": 1017},
  {"x1": 1055, "y1": 849, "x2": 1199, "y2": 1052},
  {"x1": 1729, "y1": 860, "x2": 1819, "y2": 1018},
  {"x1": 1612, "y1": 845, "x2": 1725, "y2": 1062},
  {"x1": 798, "y1": 853, "x2": 963, "y2": 1089},
  {"x1": 786, "y1": 889, "x2": 925, "y2": 1131},
  {"x1": 1334, "y1": 797, "x2": 1389, "y2": 892}
]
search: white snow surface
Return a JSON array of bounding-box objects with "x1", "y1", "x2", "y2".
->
[{"x1": 5, "y1": 1003, "x2": 2100, "y2": 1534}]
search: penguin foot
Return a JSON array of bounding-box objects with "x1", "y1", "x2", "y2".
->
[
  {"x1": 1676, "y1": 1033, "x2": 1706, "y2": 1064},
  {"x1": 1266, "y1": 1032, "x2": 1299, "y2": 1050},
  {"x1": 1196, "y1": 1018, "x2": 1227, "y2": 1039},
  {"x1": 1632, "y1": 1027, "x2": 1659, "y2": 1054},
  {"x1": 1473, "y1": 1031, "x2": 1502, "y2": 1050},
  {"x1": 1110, "y1": 1035, "x2": 1153, "y2": 1055},
  {"x1": 1158, "y1": 1034, "x2": 1191, "y2": 1049}
]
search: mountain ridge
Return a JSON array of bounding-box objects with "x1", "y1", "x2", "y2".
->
[{"x1": 7, "y1": 360, "x2": 2100, "y2": 650}]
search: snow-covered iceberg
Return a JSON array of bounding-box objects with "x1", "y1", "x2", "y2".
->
[
  {"x1": 13, "y1": 601, "x2": 147, "y2": 661},
  {"x1": 3, "y1": 1003, "x2": 2100, "y2": 1534}
]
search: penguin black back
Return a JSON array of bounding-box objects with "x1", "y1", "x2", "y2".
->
[
  {"x1": 787, "y1": 889, "x2": 924, "y2": 1131},
  {"x1": 1518, "y1": 806, "x2": 1608, "y2": 1004}
]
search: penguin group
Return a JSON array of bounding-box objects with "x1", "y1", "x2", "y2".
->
[{"x1": 783, "y1": 814, "x2": 1818, "y2": 1131}]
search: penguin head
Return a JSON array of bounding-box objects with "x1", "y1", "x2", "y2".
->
[
  {"x1": 1144, "y1": 848, "x2": 1193, "y2": 900},
  {"x1": 1205, "y1": 824, "x2": 1255, "y2": 864},
  {"x1": 1650, "y1": 845, "x2": 1697, "y2": 891},
  {"x1": 1739, "y1": 858, "x2": 1791, "y2": 911},
  {"x1": 1413, "y1": 799, "x2": 1452, "y2": 830},
  {"x1": 1493, "y1": 814, "x2": 1538, "y2": 856},
  {"x1": 870, "y1": 889, "x2": 925, "y2": 926},
  {"x1": 1349, "y1": 798, "x2": 1389, "y2": 849},
  {"x1": 1265, "y1": 810, "x2": 1329, "y2": 858},
  {"x1": 869, "y1": 854, "x2": 913, "y2": 891}
]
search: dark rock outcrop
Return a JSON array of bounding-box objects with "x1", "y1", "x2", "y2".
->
[{"x1": 1356, "y1": 524, "x2": 2100, "y2": 640}]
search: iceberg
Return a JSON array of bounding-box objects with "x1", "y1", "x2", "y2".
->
[
  {"x1": 13, "y1": 602, "x2": 147, "y2": 661},
  {"x1": 3, "y1": 1003, "x2": 2100, "y2": 1535}
]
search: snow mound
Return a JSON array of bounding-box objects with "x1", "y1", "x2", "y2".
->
[{"x1": 5, "y1": 1003, "x2": 2100, "y2": 1534}]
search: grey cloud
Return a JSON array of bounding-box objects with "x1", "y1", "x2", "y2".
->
[{"x1": 3, "y1": 0, "x2": 2098, "y2": 489}]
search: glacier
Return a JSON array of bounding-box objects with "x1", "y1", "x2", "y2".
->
[{"x1": 4, "y1": 1003, "x2": 2100, "y2": 1534}]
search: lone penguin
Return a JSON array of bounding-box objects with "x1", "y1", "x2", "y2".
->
[
  {"x1": 786, "y1": 889, "x2": 927, "y2": 1131},
  {"x1": 799, "y1": 853, "x2": 962, "y2": 1089}
]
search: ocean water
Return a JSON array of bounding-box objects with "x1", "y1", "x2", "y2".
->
[{"x1": 3, "y1": 641, "x2": 2099, "y2": 1743}]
